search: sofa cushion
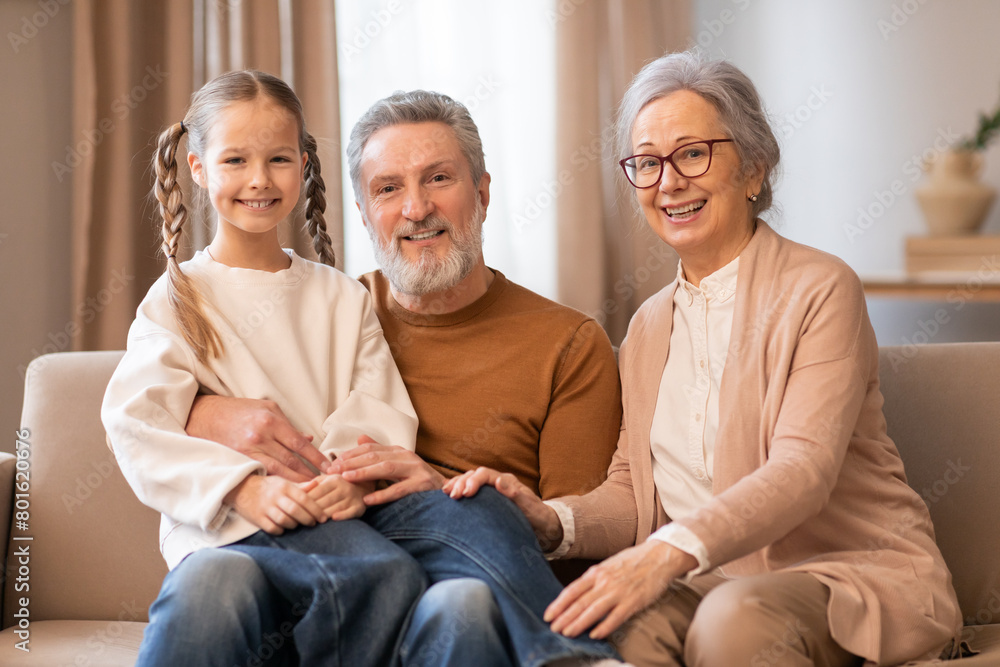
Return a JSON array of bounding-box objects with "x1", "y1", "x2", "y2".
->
[
  {"x1": 879, "y1": 343, "x2": 1000, "y2": 647},
  {"x1": 0, "y1": 620, "x2": 145, "y2": 665},
  {"x1": 2, "y1": 352, "x2": 165, "y2": 629}
]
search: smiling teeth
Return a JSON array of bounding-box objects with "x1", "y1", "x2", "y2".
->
[
  {"x1": 407, "y1": 230, "x2": 440, "y2": 241},
  {"x1": 243, "y1": 200, "x2": 274, "y2": 209},
  {"x1": 665, "y1": 201, "x2": 705, "y2": 216}
]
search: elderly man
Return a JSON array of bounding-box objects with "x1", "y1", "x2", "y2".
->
[{"x1": 157, "y1": 90, "x2": 624, "y2": 667}]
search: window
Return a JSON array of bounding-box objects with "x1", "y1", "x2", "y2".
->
[{"x1": 336, "y1": 0, "x2": 557, "y2": 296}]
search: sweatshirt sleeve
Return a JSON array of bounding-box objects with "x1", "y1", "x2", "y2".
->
[
  {"x1": 318, "y1": 295, "x2": 418, "y2": 457},
  {"x1": 101, "y1": 321, "x2": 264, "y2": 532}
]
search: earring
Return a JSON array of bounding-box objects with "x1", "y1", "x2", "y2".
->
[{"x1": 748, "y1": 193, "x2": 759, "y2": 202}]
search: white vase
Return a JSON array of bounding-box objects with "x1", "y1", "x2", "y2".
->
[{"x1": 915, "y1": 149, "x2": 996, "y2": 236}]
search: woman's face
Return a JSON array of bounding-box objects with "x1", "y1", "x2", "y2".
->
[{"x1": 630, "y1": 90, "x2": 761, "y2": 271}]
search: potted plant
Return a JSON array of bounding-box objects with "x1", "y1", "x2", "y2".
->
[{"x1": 915, "y1": 94, "x2": 1000, "y2": 236}]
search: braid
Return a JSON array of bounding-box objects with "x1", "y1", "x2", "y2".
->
[
  {"x1": 153, "y1": 121, "x2": 224, "y2": 364},
  {"x1": 303, "y1": 133, "x2": 335, "y2": 267}
]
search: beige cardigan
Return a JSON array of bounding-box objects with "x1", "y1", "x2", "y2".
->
[{"x1": 561, "y1": 223, "x2": 961, "y2": 664}]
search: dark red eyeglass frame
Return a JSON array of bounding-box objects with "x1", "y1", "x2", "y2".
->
[{"x1": 619, "y1": 138, "x2": 733, "y2": 188}]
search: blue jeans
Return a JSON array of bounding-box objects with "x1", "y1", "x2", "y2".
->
[
  {"x1": 138, "y1": 518, "x2": 427, "y2": 667},
  {"x1": 369, "y1": 488, "x2": 619, "y2": 666},
  {"x1": 138, "y1": 488, "x2": 618, "y2": 666}
]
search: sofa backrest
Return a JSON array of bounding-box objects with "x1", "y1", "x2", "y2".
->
[
  {"x1": 879, "y1": 342, "x2": 1000, "y2": 627},
  {"x1": 2, "y1": 351, "x2": 165, "y2": 628},
  {"x1": 4, "y1": 345, "x2": 997, "y2": 630}
]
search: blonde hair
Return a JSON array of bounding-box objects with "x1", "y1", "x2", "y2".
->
[{"x1": 152, "y1": 70, "x2": 333, "y2": 364}]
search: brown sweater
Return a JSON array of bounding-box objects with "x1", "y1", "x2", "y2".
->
[
  {"x1": 359, "y1": 269, "x2": 621, "y2": 500},
  {"x1": 562, "y1": 223, "x2": 961, "y2": 664}
]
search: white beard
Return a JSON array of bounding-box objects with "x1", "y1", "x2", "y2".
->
[{"x1": 367, "y1": 199, "x2": 485, "y2": 297}]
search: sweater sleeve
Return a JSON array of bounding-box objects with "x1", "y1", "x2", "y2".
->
[
  {"x1": 676, "y1": 269, "x2": 871, "y2": 568},
  {"x1": 557, "y1": 334, "x2": 640, "y2": 560},
  {"x1": 101, "y1": 324, "x2": 264, "y2": 532},
  {"x1": 318, "y1": 295, "x2": 418, "y2": 457},
  {"x1": 536, "y1": 319, "x2": 621, "y2": 499}
]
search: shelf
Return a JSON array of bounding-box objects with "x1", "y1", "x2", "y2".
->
[{"x1": 861, "y1": 272, "x2": 1000, "y2": 302}]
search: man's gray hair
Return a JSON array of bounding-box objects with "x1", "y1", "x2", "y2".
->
[
  {"x1": 347, "y1": 90, "x2": 486, "y2": 203},
  {"x1": 615, "y1": 51, "x2": 781, "y2": 219}
]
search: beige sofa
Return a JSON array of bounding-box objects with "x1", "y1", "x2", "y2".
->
[{"x1": 1, "y1": 346, "x2": 998, "y2": 665}]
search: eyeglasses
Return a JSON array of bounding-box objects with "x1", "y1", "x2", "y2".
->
[{"x1": 619, "y1": 139, "x2": 733, "y2": 188}]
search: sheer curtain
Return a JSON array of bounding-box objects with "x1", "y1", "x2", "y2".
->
[
  {"x1": 335, "y1": 1, "x2": 557, "y2": 296},
  {"x1": 336, "y1": 1, "x2": 691, "y2": 342},
  {"x1": 555, "y1": 0, "x2": 691, "y2": 344},
  {"x1": 69, "y1": 0, "x2": 343, "y2": 351}
]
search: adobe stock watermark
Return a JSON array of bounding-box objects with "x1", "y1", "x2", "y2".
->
[
  {"x1": 339, "y1": 0, "x2": 403, "y2": 63},
  {"x1": 843, "y1": 126, "x2": 960, "y2": 244},
  {"x1": 51, "y1": 65, "x2": 168, "y2": 183},
  {"x1": 16, "y1": 267, "x2": 135, "y2": 379},
  {"x1": 513, "y1": 124, "x2": 613, "y2": 234},
  {"x1": 694, "y1": 0, "x2": 754, "y2": 49},
  {"x1": 884, "y1": 253, "x2": 1000, "y2": 370},
  {"x1": 546, "y1": 0, "x2": 585, "y2": 26},
  {"x1": 877, "y1": 0, "x2": 933, "y2": 41},
  {"x1": 749, "y1": 619, "x2": 812, "y2": 666},
  {"x1": 778, "y1": 85, "x2": 834, "y2": 142},
  {"x1": 7, "y1": 0, "x2": 70, "y2": 54},
  {"x1": 590, "y1": 245, "x2": 677, "y2": 327}
]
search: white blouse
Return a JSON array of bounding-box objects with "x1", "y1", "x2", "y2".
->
[
  {"x1": 645, "y1": 256, "x2": 739, "y2": 575},
  {"x1": 547, "y1": 256, "x2": 739, "y2": 575}
]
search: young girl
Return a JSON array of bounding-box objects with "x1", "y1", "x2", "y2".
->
[
  {"x1": 102, "y1": 70, "x2": 425, "y2": 666},
  {"x1": 104, "y1": 70, "x2": 624, "y2": 667}
]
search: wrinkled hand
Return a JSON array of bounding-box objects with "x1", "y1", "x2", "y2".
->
[
  {"x1": 545, "y1": 540, "x2": 697, "y2": 639},
  {"x1": 187, "y1": 395, "x2": 332, "y2": 482},
  {"x1": 443, "y1": 467, "x2": 563, "y2": 551},
  {"x1": 306, "y1": 474, "x2": 372, "y2": 521},
  {"x1": 225, "y1": 475, "x2": 327, "y2": 535},
  {"x1": 328, "y1": 436, "x2": 446, "y2": 505}
]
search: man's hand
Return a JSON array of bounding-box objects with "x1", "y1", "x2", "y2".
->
[
  {"x1": 225, "y1": 475, "x2": 327, "y2": 535},
  {"x1": 187, "y1": 395, "x2": 332, "y2": 482},
  {"x1": 305, "y1": 474, "x2": 372, "y2": 521},
  {"x1": 328, "y1": 436, "x2": 446, "y2": 505},
  {"x1": 443, "y1": 467, "x2": 563, "y2": 549},
  {"x1": 544, "y1": 540, "x2": 697, "y2": 640}
]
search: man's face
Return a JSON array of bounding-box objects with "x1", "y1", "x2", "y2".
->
[{"x1": 357, "y1": 121, "x2": 490, "y2": 296}]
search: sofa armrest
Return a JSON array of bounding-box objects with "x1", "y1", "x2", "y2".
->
[{"x1": 0, "y1": 452, "x2": 15, "y2": 620}]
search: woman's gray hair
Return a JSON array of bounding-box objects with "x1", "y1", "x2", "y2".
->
[
  {"x1": 615, "y1": 51, "x2": 781, "y2": 219},
  {"x1": 347, "y1": 90, "x2": 486, "y2": 202}
]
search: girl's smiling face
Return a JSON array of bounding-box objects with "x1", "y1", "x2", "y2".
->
[{"x1": 189, "y1": 99, "x2": 306, "y2": 239}]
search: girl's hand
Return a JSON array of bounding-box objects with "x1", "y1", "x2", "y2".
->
[
  {"x1": 544, "y1": 540, "x2": 698, "y2": 639},
  {"x1": 444, "y1": 467, "x2": 564, "y2": 551},
  {"x1": 225, "y1": 474, "x2": 327, "y2": 535},
  {"x1": 305, "y1": 474, "x2": 372, "y2": 521}
]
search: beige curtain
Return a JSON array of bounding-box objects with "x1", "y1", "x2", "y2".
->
[
  {"x1": 70, "y1": 0, "x2": 342, "y2": 351},
  {"x1": 555, "y1": 0, "x2": 691, "y2": 344}
]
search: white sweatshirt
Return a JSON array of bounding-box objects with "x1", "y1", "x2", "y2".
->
[{"x1": 101, "y1": 250, "x2": 418, "y2": 569}]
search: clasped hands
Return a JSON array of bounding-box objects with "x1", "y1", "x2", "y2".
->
[
  {"x1": 444, "y1": 466, "x2": 699, "y2": 639},
  {"x1": 190, "y1": 396, "x2": 446, "y2": 532}
]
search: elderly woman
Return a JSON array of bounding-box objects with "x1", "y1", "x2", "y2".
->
[{"x1": 445, "y1": 52, "x2": 962, "y2": 666}]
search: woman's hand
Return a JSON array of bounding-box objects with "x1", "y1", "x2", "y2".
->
[
  {"x1": 444, "y1": 467, "x2": 564, "y2": 550},
  {"x1": 225, "y1": 474, "x2": 327, "y2": 535},
  {"x1": 305, "y1": 474, "x2": 372, "y2": 521},
  {"x1": 545, "y1": 540, "x2": 698, "y2": 639}
]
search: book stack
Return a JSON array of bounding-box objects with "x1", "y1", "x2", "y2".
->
[{"x1": 905, "y1": 236, "x2": 1000, "y2": 273}]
